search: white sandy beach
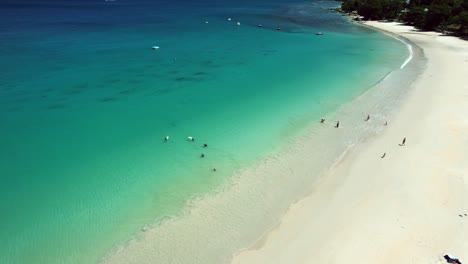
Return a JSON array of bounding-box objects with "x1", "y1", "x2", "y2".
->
[{"x1": 231, "y1": 22, "x2": 468, "y2": 264}]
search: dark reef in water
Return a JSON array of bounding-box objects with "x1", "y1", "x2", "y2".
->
[
  {"x1": 174, "y1": 76, "x2": 203, "y2": 82},
  {"x1": 193, "y1": 71, "x2": 207, "y2": 76},
  {"x1": 118, "y1": 89, "x2": 136, "y2": 95},
  {"x1": 99, "y1": 97, "x2": 118, "y2": 103}
]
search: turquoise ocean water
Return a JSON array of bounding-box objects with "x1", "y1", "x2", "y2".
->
[{"x1": 0, "y1": 0, "x2": 409, "y2": 263}]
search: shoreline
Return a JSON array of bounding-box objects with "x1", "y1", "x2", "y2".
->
[
  {"x1": 101, "y1": 22, "x2": 423, "y2": 263},
  {"x1": 231, "y1": 21, "x2": 468, "y2": 264}
]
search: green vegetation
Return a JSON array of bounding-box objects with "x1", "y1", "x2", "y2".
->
[{"x1": 341, "y1": 0, "x2": 468, "y2": 36}]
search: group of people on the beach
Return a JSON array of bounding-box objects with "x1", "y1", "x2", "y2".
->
[
  {"x1": 320, "y1": 114, "x2": 406, "y2": 158},
  {"x1": 164, "y1": 136, "x2": 216, "y2": 171},
  {"x1": 320, "y1": 118, "x2": 340, "y2": 128},
  {"x1": 163, "y1": 113, "x2": 406, "y2": 173},
  {"x1": 320, "y1": 114, "x2": 373, "y2": 128}
]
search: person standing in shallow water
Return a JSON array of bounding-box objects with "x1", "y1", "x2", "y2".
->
[
  {"x1": 335, "y1": 121, "x2": 340, "y2": 128},
  {"x1": 365, "y1": 114, "x2": 370, "y2": 121}
]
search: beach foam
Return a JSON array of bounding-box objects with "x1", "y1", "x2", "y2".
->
[{"x1": 400, "y1": 40, "x2": 413, "y2": 69}]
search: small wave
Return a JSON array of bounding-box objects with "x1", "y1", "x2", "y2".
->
[
  {"x1": 400, "y1": 40, "x2": 413, "y2": 69},
  {"x1": 376, "y1": 30, "x2": 414, "y2": 69}
]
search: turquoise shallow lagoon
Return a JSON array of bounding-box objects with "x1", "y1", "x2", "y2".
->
[{"x1": 0, "y1": 0, "x2": 409, "y2": 263}]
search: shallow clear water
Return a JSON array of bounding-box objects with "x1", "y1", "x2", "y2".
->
[{"x1": 0, "y1": 0, "x2": 408, "y2": 263}]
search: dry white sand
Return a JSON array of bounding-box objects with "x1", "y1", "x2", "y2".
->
[{"x1": 231, "y1": 22, "x2": 468, "y2": 264}]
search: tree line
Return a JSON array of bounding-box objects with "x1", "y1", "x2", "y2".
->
[{"x1": 341, "y1": 0, "x2": 468, "y2": 36}]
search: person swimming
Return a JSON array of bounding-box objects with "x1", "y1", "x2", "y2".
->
[
  {"x1": 164, "y1": 136, "x2": 169, "y2": 141},
  {"x1": 200, "y1": 153, "x2": 205, "y2": 158},
  {"x1": 203, "y1": 143, "x2": 208, "y2": 148}
]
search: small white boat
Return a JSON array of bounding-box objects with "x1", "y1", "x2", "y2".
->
[
  {"x1": 152, "y1": 46, "x2": 160, "y2": 50},
  {"x1": 236, "y1": 22, "x2": 241, "y2": 26},
  {"x1": 228, "y1": 18, "x2": 232, "y2": 21},
  {"x1": 316, "y1": 32, "x2": 324, "y2": 35}
]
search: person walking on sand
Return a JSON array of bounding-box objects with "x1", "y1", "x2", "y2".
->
[
  {"x1": 381, "y1": 152, "x2": 386, "y2": 158},
  {"x1": 335, "y1": 121, "x2": 340, "y2": 128},
  {"x1": 399, "y1": 137, "x2": 406, "y2": 146},
  {"x1": 384, "y1": 121, "x2": 388, "y2": 126}
]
